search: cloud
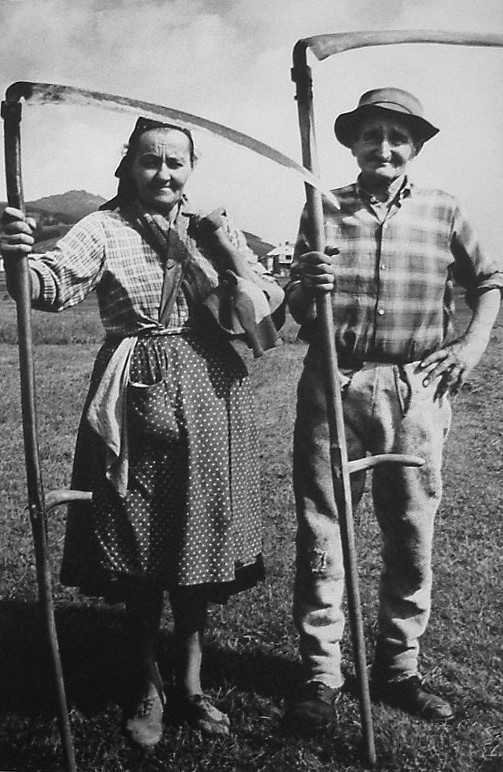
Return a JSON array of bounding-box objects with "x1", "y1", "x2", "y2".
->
[{"x1": 1, "y1": 0, "x2": 503, "y2": 246}]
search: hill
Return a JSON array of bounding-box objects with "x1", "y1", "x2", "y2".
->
[
  {"x1": 242, "y1": 231, "x2": 273, "y2": 257},
  {"x1": 0, "y1": 190, "x2": 107, "y2": 226},
  {"x1": 26, "y1": 190, "x2": 107, "y2": 222},
  {"x1": 1, "y1": 191, "x2": 273, "y2": 257},
  {"x1": 0, "y1": 190, "x2": 108, "y2": 248}
]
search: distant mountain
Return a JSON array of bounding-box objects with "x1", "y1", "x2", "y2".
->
[
  {"x1": 243, "y1": 231, "x2": 273, "y2": 258},
  {"x1": 26, "y1": 190, "x2": 107, "y2": 222},
  {"x1": 1, "y1": 190, "x2": 273, "y2": 257}
]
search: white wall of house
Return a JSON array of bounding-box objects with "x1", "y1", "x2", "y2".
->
[{"x1": 265, "y1": 241, "x2": 294, "y2": 276}]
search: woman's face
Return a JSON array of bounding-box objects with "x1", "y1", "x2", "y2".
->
[{"x1": 130, "y1": 128, "x2": 193, "y2": 216}]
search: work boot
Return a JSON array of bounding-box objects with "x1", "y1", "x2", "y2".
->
[
  {"x1": 370, "y1": 674, "x2": 454, "y2": 721},
  {"x1": 125, "y1": 680, "x2": 166, "y2": 748},
  {"x1": 283, "y1": 681, "x2": 340, "y2": 730}
]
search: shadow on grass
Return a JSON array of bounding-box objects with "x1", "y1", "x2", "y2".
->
[
  {"x1": 478, "y1": 762, "x2": 503, "y2": 772},
  {"x1": 0, "y1": 600, "x2": 129, "y2": 717},
  {"x1": 0, "y1": 601, "x2": 421, "y2": 771},
  {"x1": 0, "y1": 599, "x2": 300, "y2": 720}
]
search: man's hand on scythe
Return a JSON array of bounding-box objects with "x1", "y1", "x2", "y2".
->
[
  {"x1": 288, "y1": 249, "x2": 338, "y2": 324},
  {"x1": 298, "y1": 249, "x2": 338, "y2": 292}
]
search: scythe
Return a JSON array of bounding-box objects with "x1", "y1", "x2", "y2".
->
[{"x1": 291, "y1": 29, "x2": 503, "y2": 768}]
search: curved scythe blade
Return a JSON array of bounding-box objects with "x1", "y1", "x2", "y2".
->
[
  {"x1": 5, "y1": 80, "x2": 339, "y2": 208},
  {"x1": 300, "y1": 29, "x2": 503, "y2": 60}
]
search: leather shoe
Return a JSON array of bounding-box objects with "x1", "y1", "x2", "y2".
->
[
  {"x1": 283, "y1": 681, "x2": 340, "y2": 730},
  {"x1": 125, "y1": 681, "x2": 166, "y2": 748},
  {"x1": 179, "y1": 693, "x2": 231, "y2": 736},
  {"x1": 371, "y1": 674, "x2": 454, "y2": 721}
]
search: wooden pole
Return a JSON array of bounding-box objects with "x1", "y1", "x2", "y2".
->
[
  {"x1": 291, "y1": 42, "x2": 377, "y2": 767},
  {"x1": 2, "y1": 96, "x2": 77, "y2": 772}
]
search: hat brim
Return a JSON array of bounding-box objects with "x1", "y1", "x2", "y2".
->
[{"x1": 334, "y1": 104, "x2": 439, "y2": 147}]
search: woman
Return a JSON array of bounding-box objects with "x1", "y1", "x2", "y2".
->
[{"x1": 0, "y1": 117, "x2": 284, "y2": 747}]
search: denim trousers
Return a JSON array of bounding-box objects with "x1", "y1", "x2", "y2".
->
[{"x1": 292, "y1": 352, "x2": 452, "y2": 688}]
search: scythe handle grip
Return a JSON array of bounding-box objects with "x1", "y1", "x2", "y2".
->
[
  {"x1": 348, "y1": 453, "x2": 425, "y2": 475},
  {"x1": 45, "y1": 489, "x2": 93, "y2": 512}
]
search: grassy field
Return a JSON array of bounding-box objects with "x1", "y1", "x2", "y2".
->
[{"x1": 0, "y1": 288, "x2": 502, "y2": 772}]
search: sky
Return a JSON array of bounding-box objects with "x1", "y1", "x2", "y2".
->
[{"x1": 0, "y1": 0, "x2": 503, "y2": 250}]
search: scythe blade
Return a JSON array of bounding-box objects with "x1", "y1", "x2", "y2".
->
[
  {"x1": 299, "y1": 29, "x2": 503, "y2": 61},
  {"x1": 5, "y1": 80, "x2": 340, "y2": 208}
]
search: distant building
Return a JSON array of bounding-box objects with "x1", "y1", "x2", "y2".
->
[{"x1": 263, "y1": 241, "x2": 294, "y2": 276}]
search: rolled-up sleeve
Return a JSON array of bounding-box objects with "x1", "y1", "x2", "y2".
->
[{"x1": 450, "y1": 204, "x2": 503, "y2": 304}]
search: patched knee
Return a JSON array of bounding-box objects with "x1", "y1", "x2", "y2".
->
[
  {"x1": 309, "y1": 548, "x2": 329, "y2": 576},
  {"x1": 301, "y1": 548, "x2": 344, "y2": 580}
]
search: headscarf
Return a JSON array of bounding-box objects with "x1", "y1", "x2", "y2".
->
[{"x1": 100, "y1": 117, "x2": 196, "y2": 211}]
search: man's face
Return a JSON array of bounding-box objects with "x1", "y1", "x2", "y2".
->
[{"x1": 351, "y1": 115, "x2": 419, "y2": 187}]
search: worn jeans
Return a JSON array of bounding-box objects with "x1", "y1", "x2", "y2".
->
[{"x1": 293, "y1": 353, "x2": 452, "y2": 688}]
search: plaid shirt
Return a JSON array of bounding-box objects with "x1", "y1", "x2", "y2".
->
[
  {"x1": 289, "y1": 177, "x2": 503, "y2": 363},
  {"x1": 30, "y1": 201, "x2": 278, "y2": 339}
]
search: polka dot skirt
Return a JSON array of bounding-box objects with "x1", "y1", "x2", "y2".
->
[{"x1": 60, "y1": 331, "x2": 263, "y2": 595}]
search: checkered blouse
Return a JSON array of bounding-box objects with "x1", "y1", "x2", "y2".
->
[
  {"x1": 30, "y1": 201, "x2": 278, "y2": 339},
  {"x1": 289, "y1": 177, "x2": 503, "y2": 363}
]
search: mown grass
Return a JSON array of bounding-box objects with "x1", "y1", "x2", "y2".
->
[{"x1": 0, "y1": 288, "x2": 502, "y2": 771}]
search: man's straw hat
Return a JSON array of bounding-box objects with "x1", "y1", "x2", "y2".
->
[{"x1": 334, "y1": 87, "x2": 439, "y2": 147}]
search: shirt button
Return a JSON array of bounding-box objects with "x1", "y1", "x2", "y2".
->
[
  {"x1": 382, "y1": 223, "x2": 389, "y2": 230},
  {"x1": 377, "y1": 308, "x2": 385, "y2": 316},
  {"x1": 381, "y1": 263, "x2": 386, "y2": 270}
]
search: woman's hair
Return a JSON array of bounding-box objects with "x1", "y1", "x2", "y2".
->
[{"x1": 100, "y1": 117, "x2": 197, "y2": 211}]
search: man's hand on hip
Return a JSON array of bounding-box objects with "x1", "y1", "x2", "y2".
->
[
  {"x1": 417, "y1": 337, "x2": 485, "y2": 397},
  {"x1": 417, "y1": 288, "x2": 501, "y2": 398}
]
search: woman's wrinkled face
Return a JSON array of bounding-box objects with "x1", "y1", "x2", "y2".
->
[{"x1": 130, "y1": 128, "x2": 193, "y2": 216}]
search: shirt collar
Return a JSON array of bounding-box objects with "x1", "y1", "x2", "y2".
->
[{"x1": 356, "y1": 175, "x2": 412, "y2": 207}]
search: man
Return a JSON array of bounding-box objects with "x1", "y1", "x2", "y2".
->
[{"x1": 285, "y1": 88, "x2": 503, "y2": 729}]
